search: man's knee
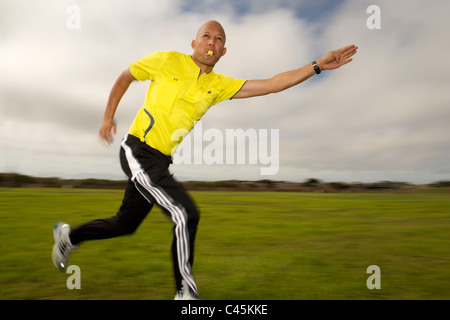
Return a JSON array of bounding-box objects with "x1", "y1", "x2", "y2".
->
[
  {"x1": 188, "y1": 210, "x2": 200, "y2": 233},
  {"x1": 184, "y1": 202, "x2": 200, "y2": 228},
  {"x1": 114, "y1": 216, "x2": 141, "y2": 236}
]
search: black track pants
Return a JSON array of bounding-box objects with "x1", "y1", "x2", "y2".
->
[{"x1": 69, "y1": 134, "x2": 200, "y2": 294}]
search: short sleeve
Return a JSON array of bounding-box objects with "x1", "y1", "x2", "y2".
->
[
  {"x1": 214, "y1": 74, "x2": 247, "y2": 104},
  {"x1": 129, "y1": 51, "x2": 169, "y2": 81}
]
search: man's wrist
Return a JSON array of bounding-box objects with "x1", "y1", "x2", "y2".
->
[
  {"x1": 312, "y1": 60, "x2": 321, "y2": 74},
  {"x1": 316, "y1": 58, "x2": 326, "y2": 71}
]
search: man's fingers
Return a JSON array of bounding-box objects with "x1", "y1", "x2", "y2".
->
[
  {"x1": 342, "y1": 58, "x2": 353, "y2": 66},
  {"x1": 98, "y1": 120, "x2": 117, "y2": 146},
  {"x1": 337, "y1": 45, "x2": 358, "y2": 65},
  {"x1": 107, "y1": 128, "x2": 115, "y2": 144},
  {"x1": 110, "y1": 125, "x2": 117, "y2": 143},
  {"x1": 99, "y1": 129, "x2": 113, "y2": 146},
  {"x1": 99, "y1": 133, "x2": 112, "y2": 146},
  {"x1": 344, "y1": 46, "x2": 358, "y2": 58},
  {"x1": 341, "y1": 44, "x2": 357, "y2": 52},
  {"x1": 342, "y1": 49, "x2": 357, "y2": 63}
]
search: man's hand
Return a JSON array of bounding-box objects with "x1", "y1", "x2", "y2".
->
[
  {"x1": 317, "y1": 44, "x2": 358, "y2": 71},
  {"x1": 99, "y1": 119, "x2": 117, "y2": 145},
  {"x1": 98, "y1": 69, "x2": 135, "y2": 146}
]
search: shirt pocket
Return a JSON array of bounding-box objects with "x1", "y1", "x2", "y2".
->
[
  {"x1": 152, "y1": 78, "x2": 180, "y2": 112},
  {"x1": 191, "y1": 89, "x2": 218, "y2": 121}
]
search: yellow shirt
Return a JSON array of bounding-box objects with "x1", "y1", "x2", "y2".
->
[{"x1": 128, "y1": 51, "x2": 247, "y2": 155}]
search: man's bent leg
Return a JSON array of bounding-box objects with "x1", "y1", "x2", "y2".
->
[{"x1": 69, "y1": 180, "x2": 153, "y2": 245}]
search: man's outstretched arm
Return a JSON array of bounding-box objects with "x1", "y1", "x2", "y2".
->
[
  {"x1": 99, "y1": 69, "x2": 136, "y2": 144},
  {"x1": 233, "y1": 44, "x2": 358, "y2": 99}
]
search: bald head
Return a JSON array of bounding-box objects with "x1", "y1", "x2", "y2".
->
[{"x1": 196, "y1": 20, "x2": 226, "y2": 45}]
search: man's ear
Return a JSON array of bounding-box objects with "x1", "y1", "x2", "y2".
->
[
  {"x1": 221, "y1": 47, "x2": 227, "y2": 57},
  {"x1": 191, "y1": 40, "x2": 196, "y2": 50}
]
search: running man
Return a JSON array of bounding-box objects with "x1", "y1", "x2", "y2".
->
[{"x1": 52, "y1": 20, "x2": 357, "y2": 299}]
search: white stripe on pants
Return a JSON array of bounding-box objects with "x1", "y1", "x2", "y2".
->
[{"x1": 121, "y1": 135, "x2": 198, "y2": 294}]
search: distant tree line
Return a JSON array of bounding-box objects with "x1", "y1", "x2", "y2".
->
[
  {"x1": 1, "y1": 173, "x2": 449, "y2": 192},
  {"x1": 0, "y1": 173, "x2": 127, "y2": 189}
]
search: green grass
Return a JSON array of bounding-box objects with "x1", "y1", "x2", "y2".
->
[{"x1": 0, "y1": 188, "x2": 449, "y2": 299}]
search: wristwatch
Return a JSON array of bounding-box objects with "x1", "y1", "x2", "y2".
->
[{"x1": 312, "y1": 61, "x2": 321, "y2": 74}]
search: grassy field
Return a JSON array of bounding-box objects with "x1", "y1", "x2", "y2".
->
[{"x1": 0, "y1": 187, "x2": 449, "y2": 300}]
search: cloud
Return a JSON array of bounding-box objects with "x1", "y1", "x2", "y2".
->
[{"x1": 1, "y1": 0, "x2": 449, "y2": 183}]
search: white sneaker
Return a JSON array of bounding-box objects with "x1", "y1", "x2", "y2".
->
[
  {"x1": 52, "y1": 222, "x2": 77, "y2": 271},
  {"x1": 174, "y1": 280, "x2": 199, "y2": 300}
]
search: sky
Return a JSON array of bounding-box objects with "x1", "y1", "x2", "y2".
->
[{"x1": 1, "y1": 0, "x2": 449, "y2": 184}]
